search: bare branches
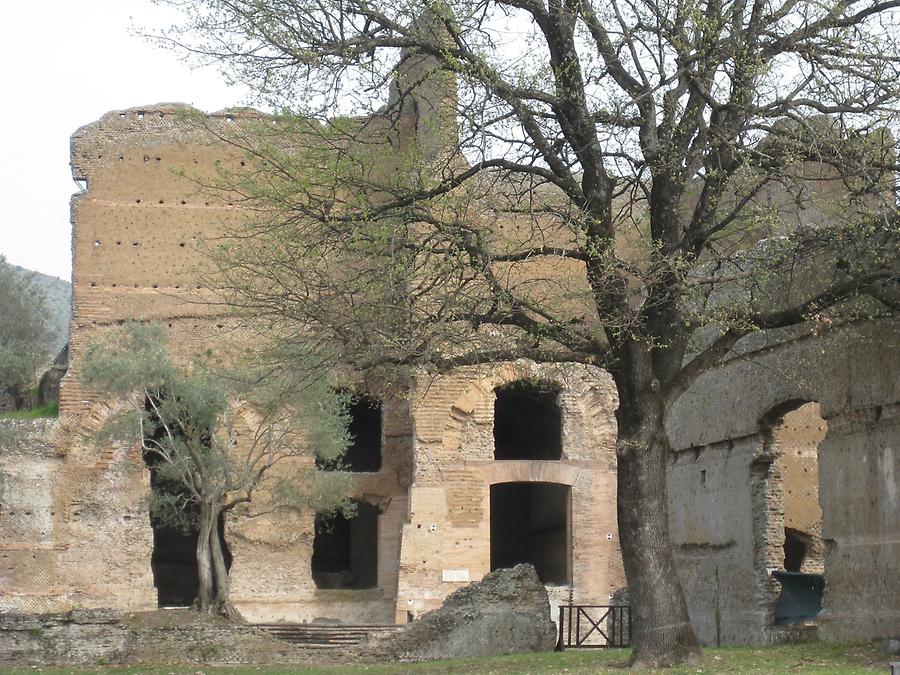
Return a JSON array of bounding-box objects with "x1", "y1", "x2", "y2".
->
[{"x1": 159, "y1": 0, "x2": 899, "y2": 397}]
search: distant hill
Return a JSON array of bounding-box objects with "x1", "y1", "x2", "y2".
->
[{"x1": 11, "y1": 265, "x2": 71, "y2": 358}]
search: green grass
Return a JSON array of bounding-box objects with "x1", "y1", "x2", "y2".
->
[
  {"x1": 2, "y1": 641, "x2": 892, "y2": 674},
  {"x1": 0, "y1": 401, "x2": 58, "y2": 419}
]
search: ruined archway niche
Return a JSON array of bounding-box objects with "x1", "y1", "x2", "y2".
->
[
  {"x1": 311, "y1": 500, "x2": 379, "y2": 589},
  {"x1": 752, "y1": 401, "x2": 827, "y2": 620},
  {"x1": 490, "y1": 481, "x2": 571, "y2": 585},
  {"x1": 493, "y1": 381, "x2": 563, "y2": 460},
  {"x1": 769, "y1": 402, "x2": 826, "y2": 574},
  {"x1": 438, "y1": 360, "x2": 618, "y2": 464},
  {"x1": 141, "y1": 392, "x2": 232, "y2": 607}
]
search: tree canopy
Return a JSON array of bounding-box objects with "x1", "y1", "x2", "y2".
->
[
  {"x1": 0, "y1": 255, "x2": 56, "y2": 408},
  {"x1": 155, "y1": 0, "x2": 900, "y2": 665},
  {"x1": 83, "y1": 322, "x2": 356, "y2": 615}
]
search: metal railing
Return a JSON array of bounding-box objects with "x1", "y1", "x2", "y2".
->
[{"x1": 556, "y1": 604, "x2": 631, "y2": 650}]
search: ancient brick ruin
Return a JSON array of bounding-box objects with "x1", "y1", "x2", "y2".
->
[
  {"x1": 0, "y1": 103, "x2": 624, "y2": 626},
  {"x1": 0, "y1": 63, "x2": 897, "y2": 648}
]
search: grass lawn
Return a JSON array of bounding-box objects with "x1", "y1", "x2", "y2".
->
[
  {"x1": 0, "y1": 402, "x2": 58, "y2": 419},
  {"x1": 4, "y1": 641, "x2": 893, "y2": 674}
]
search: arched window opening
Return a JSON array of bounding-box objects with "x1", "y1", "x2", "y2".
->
[
  {"x1": 490, "y1": 482, "x2": 571, "y2": 585},
  {"x1": 493, "y1": 381, "x2": 562, "y2": 460},
  {"x1": 311, "y1": 501, "x2": 379, "y2": 589},
  {"x1": 142, "y1": 391, "x2": 232, "y2": 607},
  {"x1": 754, "y1": 400, "x2": 827, "y2": 625},
  {"x1": 784, "y1": 528, "x2": 809, "y2": 572},
  {"x1": 317, "y1": 393, "x2": 382, "y2": 472},
  {"x1": 772, "y1": 403, "x2": 826, "y2": 575}
]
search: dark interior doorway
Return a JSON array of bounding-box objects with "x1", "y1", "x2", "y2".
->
[
  {"x1": 148, "y1": 512, "x2": 232, "y2": 607},
  {"x1": 783, "y1": 527, "x2": 809, "y2": 572},
  {"x1": 311, "y1": 501, "x2": 379, "y2": 589},
  {"x1": 317, "y1": 394, "x2": 382, "y2": 472},
  {"x1": 148, "y1": 512, "x2": 199, "y2": 607},
  {"x1": 493, "y1": 381, "x2": 562, "y2": 460},
  {"x1": 490, "y1": 482, "x2": 571, "y2": 585}
]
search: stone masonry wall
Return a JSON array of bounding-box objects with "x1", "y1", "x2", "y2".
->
[
  {"x1": 0, "y1": 420, "x2": 68, "y2": 613},
  {"x1": 666, "y1": 320, "x2": 900, "y2": 644},
  {"x1": 12, "y1": 92, "x2": 891, "y2": 647},
  {"x1": 49, "y1": 105, "x2": 412, "y2": 622}
]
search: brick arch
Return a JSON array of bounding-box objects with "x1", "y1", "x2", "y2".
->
[
  {"x1": 60, "y1": 394, "x2": 144, "y2": 466},
  {"x1": 50, "y1": 394, "x2": 159, "y2": 612},
  {"x1": 481, "y1": 460, "x2": 582, "y2": 486},
  {"x1": 758, "y1": 395, "x2": 821, "y2": 432},
  {"x1": 440, "y1": 360, "x2": 614, "y2": 454}
]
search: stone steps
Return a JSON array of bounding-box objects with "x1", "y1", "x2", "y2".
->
[{"x1": 256, "y1": 623, "x2": 401, "y2": 649}]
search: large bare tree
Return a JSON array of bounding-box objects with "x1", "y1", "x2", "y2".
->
[{"x1": 156, "y1": 0, "x2": 899, "y2": 665}]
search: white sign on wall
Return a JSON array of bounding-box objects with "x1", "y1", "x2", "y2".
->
[{"x1": 442, "y1": 569, "x2": 470, "y2": 582}]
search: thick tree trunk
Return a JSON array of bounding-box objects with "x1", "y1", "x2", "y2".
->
[
  {"x1": 616, "y1": 407, "x2": 701, "y2": 667},
  {"x1": 195, "y1": 500, "x2": 235, "y2": 618},
  {"x1": 605, "y1": 335, "x2": 701, "y2": 667},
  {"x1": 210, "y1": 510, "x2": 236, "y2": 618},
  {"x1": 195, "y1": 501, "x2": 216, "y2": 612}
]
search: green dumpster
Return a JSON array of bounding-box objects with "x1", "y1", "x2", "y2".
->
[{"x1": 772, "y1": 571, "x2": 824, "y2": 624}]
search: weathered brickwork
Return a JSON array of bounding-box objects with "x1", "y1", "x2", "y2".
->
[
  {"x1": 0, "y1": 420, "x2": 68, "y2": 614},
  {"x1": 395, "y1": 362, "x2": 623, "y2": 623},
  {"x1": 0, "y1": 102, "x2": 624, "y2": 625},
  {"x1": 1, "y1": 70, "x2": 896, "y2": 650}
]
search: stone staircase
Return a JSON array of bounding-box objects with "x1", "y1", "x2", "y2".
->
[{"x1": 256, "y1": 623, "x2": 401, "y2": 649}]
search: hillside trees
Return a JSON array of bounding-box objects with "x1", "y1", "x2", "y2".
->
[
  {"x1": 0, "y1": 255, "x2": 56, "y2": 409},
  {"x1": 157, "y1": 0, "x2": 900, "y2": 665},
  {"x1": 83, "y1": 322, "x2": 355, "y2": 616}
]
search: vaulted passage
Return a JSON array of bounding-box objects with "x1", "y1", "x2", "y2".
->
[
  {"x1": 493, "y1": 381, "x2": 562, "y2": 460},
  {"x1": 490, "y1": 482, "x2": 570, "y2": 585},
  {"x1": 311, "y1": 501, "x2": 379, "y2": 589},
  {"x1": 317, "y1": 394, "x2": 382, "y2": 472}
]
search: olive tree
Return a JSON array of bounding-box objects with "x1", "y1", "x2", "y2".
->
[
  {"x1": 154, "y1": 0, "x2": 900, "y2": 664},
  {"x1": 83, "y1": 322, "x2": 355, "y2": 616}
]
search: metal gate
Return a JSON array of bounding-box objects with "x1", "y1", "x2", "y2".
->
[{"x1": 556, "y1": 604, "x2": 631, "y2": 650}]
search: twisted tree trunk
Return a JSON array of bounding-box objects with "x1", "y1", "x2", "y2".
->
[
  {"x1": 210, "y1": 508, "x2": 237, "y2": 618},
  {"x1": 194, "y1": 498, "x2": 236, "y2": 617},
  {"x1": 195, "y1": 500, "x2": 217, "y2": 612}
]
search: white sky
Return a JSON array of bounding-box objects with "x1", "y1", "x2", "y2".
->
[{"x1": 0, "y1": 1, "x2": 248, "y2": 281}]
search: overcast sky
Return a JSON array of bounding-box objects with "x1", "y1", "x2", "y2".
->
[{"x1": 0, "y1": 1, "x2": 248, "y2": 281}]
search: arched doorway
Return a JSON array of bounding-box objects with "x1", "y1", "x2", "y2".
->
[
  {"x1": 141, "y1": 392, "x2": 232, "y2": 607},
  {"x1": 311, "y1": 500, "x2": 380, "y2": 589}
]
